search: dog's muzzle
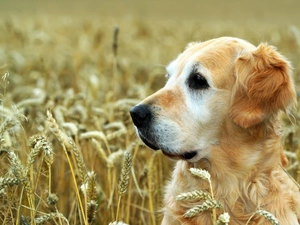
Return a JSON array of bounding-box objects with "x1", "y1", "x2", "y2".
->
[
  {"x1": 130, "y1": 104, "x2": 198, "y2": 160},
  {"x1": 130, "y1": 104, "x2": 160, "y2": 150}
]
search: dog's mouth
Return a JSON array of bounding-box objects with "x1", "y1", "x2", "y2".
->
[
  {"x1": 138, "y1": 131, "x2": 198, "y2": 160},
  {"x1": 138, "y1": 131, "x2": 160, "y2": 150},
  {"x1": 163, "y1": 150, "x2": 198, "y2": 160}
]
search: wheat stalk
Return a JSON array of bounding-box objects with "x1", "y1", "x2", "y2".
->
[
  {"x1": 148, "y1": 152, "x2": 157, "y2": 225},
  {"x1": 47, "y1": 110, "x2": 88, "y2": 225}
]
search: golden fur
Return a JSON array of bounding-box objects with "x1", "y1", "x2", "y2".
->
[{"x1": 130, "y1": 37, "x2": 300, "y2": 224}]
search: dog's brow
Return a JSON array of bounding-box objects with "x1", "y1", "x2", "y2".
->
[{"x1": 190, "y1": 63, "x2": 200, "y2": 74}]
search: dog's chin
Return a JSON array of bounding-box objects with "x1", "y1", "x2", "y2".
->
[
  {"x1": 138, "y1": 132, "x2": 198, "y2": 161},
  {"x1": 138, "y1": 132, "x2": 160, "y2": 150}
]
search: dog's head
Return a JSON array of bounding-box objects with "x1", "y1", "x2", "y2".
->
[{"x1": 130, "y1": 37, "x2": 296, "y2": 162}]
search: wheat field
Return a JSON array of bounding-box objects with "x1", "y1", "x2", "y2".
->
[{"x1": 0, "y1": 2, "x2": 300, "y2": 224}]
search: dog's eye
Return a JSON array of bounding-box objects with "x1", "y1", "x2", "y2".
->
[{"x1": 188, "y1": 73, "x2": 209, "y2": 90}]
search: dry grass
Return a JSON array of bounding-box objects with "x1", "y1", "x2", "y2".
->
[{"x1": 0, "y1": 15, "x2": 299, "y2": 225}]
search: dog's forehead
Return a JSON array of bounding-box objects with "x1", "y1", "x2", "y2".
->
[{"x1": 167, "y1": 37, "x2": 255, "y2": 89}]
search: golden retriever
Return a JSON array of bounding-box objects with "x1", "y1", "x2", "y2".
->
[{"x1": 130, "y1": 37, "x2": 300, "y2": 224}]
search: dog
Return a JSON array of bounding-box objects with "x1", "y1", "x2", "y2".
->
[{"x1": 130, "y1": 37, "x2": 300, "y2": 224}]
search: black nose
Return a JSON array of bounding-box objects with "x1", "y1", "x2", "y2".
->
[{"x1": 130, "y1": 104, "x2": 152, "y2": 128}]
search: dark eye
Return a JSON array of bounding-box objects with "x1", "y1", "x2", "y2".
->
[{"x1": 187, "y1": 73, "x2": 209, "y2": 90}]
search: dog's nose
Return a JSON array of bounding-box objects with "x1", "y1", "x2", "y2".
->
[{"x1": 130, "y1": 104, "x2": 152, "y2": 128}]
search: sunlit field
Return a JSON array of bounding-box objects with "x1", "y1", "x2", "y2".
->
[{"x1": 0, "y1": 1, "x2": 300, "y2": 224}]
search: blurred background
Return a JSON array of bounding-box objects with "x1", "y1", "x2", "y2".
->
[
  {"x1": 1, "y1": 0, "x2": 300, "y2": 26},
  {"x1": 1, "y1": 1, "x2": 300, "y2": 225}
]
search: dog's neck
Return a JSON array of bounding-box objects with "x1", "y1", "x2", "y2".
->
[
  {"x1": 164, "y1": 116, "x2": 293, "y2": 224},
  {"x1": 193, "y1": 116, "x2": 284, "y2": 179},
  {"x1": 187, "y1": 116, "x2": 285, "y2": 212}
]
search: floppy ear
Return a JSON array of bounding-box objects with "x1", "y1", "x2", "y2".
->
[{"x1": 229, "y1": 43, "x2": 296, "y2": 129}]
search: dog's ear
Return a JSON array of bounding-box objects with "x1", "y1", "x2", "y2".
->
[{"x1": 230, "y1": 43, "x2": 296, "y2": 128}]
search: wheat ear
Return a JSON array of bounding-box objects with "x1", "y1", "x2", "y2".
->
[
  {"x1": 116, "y1": 151, "x2": 132, "y2": 221},
  {"x1": 189, "y1": 168, "x2": 217, "y2": 222},
  {"x1": 246, "y1": 209, "x2": 279, "y2": 225},
  {"x1": 216, "y1": 213, "x2": 230, "y2": 225},
  {"x1": 81, "y1": 171, "x2": 98, "y2": 224},
  {"x1": 8, "y1": 151, "x2": 35, "y2": 224},
  {"x1": 109, "y1": 222, "x2": 129, "y2": 225},
  {"x1": 185, "y1": 199, "x2": 221, "y2": 218},
  {"x1": 0, "y1": 177, "x2": 20, "y2": 190},
  {"x1": 35, "y1": 212, "x2": 69, "y2": 225},
  {"x1": 176, "y1": 190, "x2": 212, "y2": 201}
]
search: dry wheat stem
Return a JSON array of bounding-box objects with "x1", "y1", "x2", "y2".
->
[
  {"x1": 148, "y1": 152, "x2": 157, "y2": 225},
  {"x1": 47, "y1": 110, "x2": 87, "y2": 180},
  {"x1": 129, "y1": 143, "x2": 144, "y2": 198},
  {"x1": 61, "y1": 143, "x2": 87, "y2": 225},
  {"x1": 46, "y1": 110, "x2": 88, "y2": 225}
]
